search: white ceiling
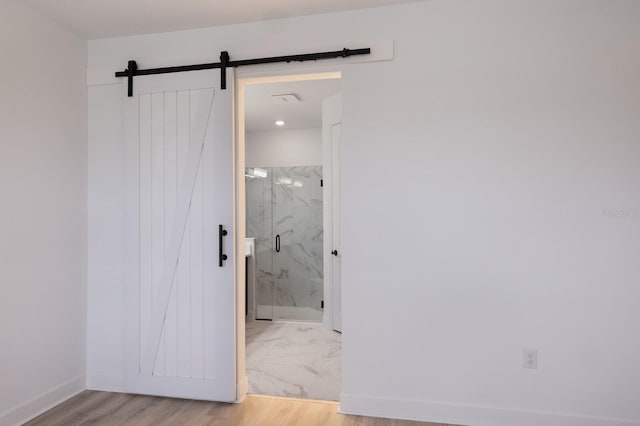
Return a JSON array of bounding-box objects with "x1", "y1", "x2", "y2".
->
[
  {"x1": 24, "y1": 0, "x2": 422, "y2": 39},
  {"x1": 244, "y1": 78, "x2": 340, "y2": 132}
]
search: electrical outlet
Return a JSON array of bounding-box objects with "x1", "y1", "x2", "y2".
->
[{"x1": 523, "y1": 349, "x2": 538, "y2": 369}]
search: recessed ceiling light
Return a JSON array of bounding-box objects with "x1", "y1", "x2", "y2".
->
[{"x1": 275, "y1": 120, "x2": 285, "y2": 127}]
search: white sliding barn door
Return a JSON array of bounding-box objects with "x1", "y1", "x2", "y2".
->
[{"x1": 123, "y1": 70, "x2": 235, "y2": 401}]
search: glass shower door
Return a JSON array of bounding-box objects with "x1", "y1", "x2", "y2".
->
[
  {"x1": 272, "y1": 167, "x2": 324, "y2": 322},
  {"x1": 246, "y1": 166, "x2": 323, "y2": 322}
]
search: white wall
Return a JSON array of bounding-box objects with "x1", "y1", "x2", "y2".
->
[
  {"x1": 86, "y1": 1, "x2": 640, "y2": 425},
  {"x1": 246, "y1": 128, "x2": 322, "y2": 168},
  {"x1": 0, "y1": 1, "x2": 87, "y2": 425}
]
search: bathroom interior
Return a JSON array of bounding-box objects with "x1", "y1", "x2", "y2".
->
[{"x1": 244, "y1": 76, "x2": 342, "y2": 401}]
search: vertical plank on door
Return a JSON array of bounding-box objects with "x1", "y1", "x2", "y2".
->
[
  {"x1": 203, "y1": 89, "x2": 216, "y2": 379},
  {"x1": 189, "y1": 90, "x2": 206, "y2": 379},
  {"x1": 176, "y1": 90, "x2": 191, "y2": 378},
  {"x1": 151, "y1": 92, "x2": 165, "y2": 376},
  {"x1": 139, "y1": 94, "x2": 152, "y2": 374},
  {"x1": 163, "y1": 91, "x2": 178, "y2": 378}
]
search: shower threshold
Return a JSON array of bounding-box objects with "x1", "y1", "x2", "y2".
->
[{"x1": 255, "y1": 305, "x2": 323, "y2": 323}]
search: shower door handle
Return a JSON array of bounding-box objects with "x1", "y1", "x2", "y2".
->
[
  {"x1": 219, "y1": 225, "x2": 228, "y2": 267},
  {"x1": 275, "y1": 235, "x2": 280, "y2": 253}
]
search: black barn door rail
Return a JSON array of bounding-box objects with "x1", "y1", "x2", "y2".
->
[{"x1": 115, "y1": 47, "x2": 371, "y2": 96}]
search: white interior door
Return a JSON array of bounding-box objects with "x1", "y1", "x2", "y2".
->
[
  {"x1": 323, "y1": 94, "x2": 342, "y2": 333},
  {"x1": 123, "y1": 69, "x2": 235, "y2": 401}
]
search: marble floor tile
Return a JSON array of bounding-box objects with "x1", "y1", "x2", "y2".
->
[
  {"x1": 246, "y1": 363, "x2": 319, "y2": 399},
  {"x1": 246, "y1": 320, "x2": 342, "y2": 401}
]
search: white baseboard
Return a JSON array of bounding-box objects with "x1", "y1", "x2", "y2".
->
[
  {"x1": 0, "y1": 375, "x2": 85, "y2": 426},
  {"x1": 339, "y1": 393, "x2": 640, "y2": 426},
  {"x1": 235, "y1": 375, "x2": 249, "y2": 403},
  {"x1": 86, "y1": 374, "x2": 125, "y2": 393}
]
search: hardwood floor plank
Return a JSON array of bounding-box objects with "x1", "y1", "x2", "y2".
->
[
  {"x1": 26, "y1": 391, "x2": 113, "y2": 426},
  {"x1": 24, "y1": 391, "x2": 452, "y2": 426}
]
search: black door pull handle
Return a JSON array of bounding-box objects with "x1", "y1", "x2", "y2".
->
[
  {"x1": 219, "y1": 225, "x2": 228, "y2": 267},
  {"x1": 275, "y1": 235, "x2": 281, "y2": 253},
  {"x1": 331, "y1": 250, "x2": 338, "y2": 256}
]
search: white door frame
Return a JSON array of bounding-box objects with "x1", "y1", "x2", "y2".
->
[
  {"x1": 234, "y1": 68, "x2": 342, "y2": 402},
  {"x1": 323, "y1": 94, "x2": 342, "y2": 332}
]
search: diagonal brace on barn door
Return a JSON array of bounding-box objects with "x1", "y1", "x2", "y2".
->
[{"x1": 141, "y1": 89, "x2": 216, "y2": 376}]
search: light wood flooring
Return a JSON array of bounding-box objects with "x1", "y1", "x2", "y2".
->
[{"x1": 25, "y1": 391, "x2": 454, "y2": 426}]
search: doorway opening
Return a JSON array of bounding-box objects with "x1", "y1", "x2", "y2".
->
[{"x1": 238, "y1": 72, "x2": 343, "y2": 401}]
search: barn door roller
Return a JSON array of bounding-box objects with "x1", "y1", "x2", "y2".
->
[{"x1": 115, "y1": 47, "x2": 371, "y2": 96}]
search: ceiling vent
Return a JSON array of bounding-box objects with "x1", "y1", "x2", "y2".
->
[{"x1": 271, "y1": 93, "x2": 301, "y2": 105}]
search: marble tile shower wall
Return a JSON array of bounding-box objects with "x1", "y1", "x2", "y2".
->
[
  {"x1": 246, "y1": 166, "x2": 323, "y2": 319},
  {"x1": 246, "y1": 172, "x2": 274, "y2": 318}
]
